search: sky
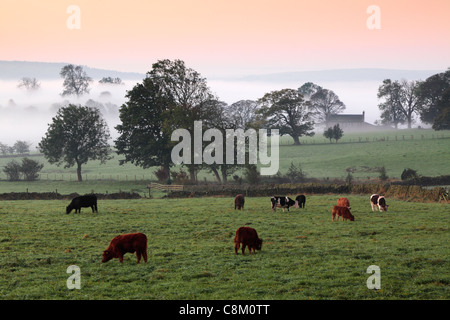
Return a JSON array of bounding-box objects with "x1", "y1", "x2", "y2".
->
[{"x1": 1, "y1": 0, "x2": 449, "y2": 78}]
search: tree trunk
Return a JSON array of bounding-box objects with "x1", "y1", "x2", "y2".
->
[
  {"x1": 221, "y1": 167, "x2": 228, "y2": 183},
  {"x1": 76, "y1": 162, "x2": 82, "y2": 182},
  {"x1": 292, "y1": 135, "x2": 301, "y2": 145},
  {"x1": 210, "y1": 167, "x2": 222, "y2": 183}
]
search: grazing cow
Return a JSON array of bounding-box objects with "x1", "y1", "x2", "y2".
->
[
  {"x1": 102, "y1": 233, "x2": 148, "y2": 263},
  {"x1": 234, "y1": 226, "x2": 262, "y2": 255},
  {"x1": 332, "y1": 206, "x2": 355, "y2": 221},
  {"x1": 66, "y1": 195, "x2": 98, "y2": 214},
  {"x1": 295, "y1": 195, "x2": 306, "y2": 209},
  {"x1": 271, "y1": 196, "x2": 296, "y2": 212},
  {"x1": 234, "y1": 194, "x2": 245, "y2": 210},
  {"x1": 337, "y1": 197, "x2": 351, "y2": 209},
  {"x1": 370, "y1": 194, "x2": 389, "y2": 212}
]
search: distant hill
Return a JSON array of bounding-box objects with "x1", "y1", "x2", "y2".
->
[
  {"x1": 0, "y1": 61, "x2": 443, "y2": 84},
  {"x1": 235, "y1": 68, "x2": 442, "y2": 83},
  {"x1": 0, "y1": 60, "x2": 146, "y2": 80}
]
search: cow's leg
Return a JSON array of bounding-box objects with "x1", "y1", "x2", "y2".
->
[
  {"x1": 142, "y1": 250, "x2": 148, "y2": 263},
  {"x1": 136, "y1": 251, "x2": 141, "y2": 264},
  {"x1": 242, "y1": 244, "x2": 246, "y2": 255},
  {"x1": 118, "y1": 254, "x2": 124, "y2": 263},
  {"x1": 235, "y1": 243, "x2": 239, "y2": 255}
]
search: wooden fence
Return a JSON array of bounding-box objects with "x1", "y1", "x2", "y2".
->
[{"x1": 147, "y1": 182, "x2": 184, "y2": 193}]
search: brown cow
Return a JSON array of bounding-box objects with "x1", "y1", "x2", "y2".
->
[
  {"x1": 234, "y1": 226, "x2": 262, "y2": 255},
  {"x1": 234, "y1": 194, "x2": 245, "y2": 210},
  {"x1": 332, "y1": 206, "x2": 355, "y2": 221},
  {"x1": 102, "y1": 233, "x2": 148, "y2": 263},
  {"x1": 337, "y1": 197, "x2": 351, "y2": 209}
]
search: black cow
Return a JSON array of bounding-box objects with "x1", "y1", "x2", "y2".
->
[
  {"x1": 66, "y1": 195, "x2": 98, "y2": 214},
  {"x1": 295, "y1": 195, "x2": 306, "y2": 209},
  {"x1": 271, "y1": 196, "x2": 296, "y2": 212}
]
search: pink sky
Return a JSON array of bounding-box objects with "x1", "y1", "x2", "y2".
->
[{"x1": 1, "y1": 0, "x2": 449, "y2": 76}]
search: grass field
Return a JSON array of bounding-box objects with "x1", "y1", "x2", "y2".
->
[
  {"x1": 1, "y1": 129, "x2": 449, "y2": 195},
  {"x1": 0, "y1": 195, "x2": 448, "y2": 300}
]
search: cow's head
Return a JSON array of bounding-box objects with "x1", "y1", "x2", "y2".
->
[
  {"x1": 102, "y1": 250, "x2": 113, "y2": 263},
  {"x1": 287, "y1": 197, "x2": 295, "y2": 206},
  {"x1": 349, "y1": 214, "x2": 355, "y2": 221},
  {"x1": 66, "y1": 205, "x2": 73, "y2": 214},
  {"x1": 255, "y1": 238, "x2": 263, "y2": 251},
  {"x1": 378, "y1": 197, "x2": 388, "y2": 211}
]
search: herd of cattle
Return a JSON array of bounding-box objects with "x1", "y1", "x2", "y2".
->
[{"x1": 64, "y1": 192, "x2": 389, "y2": 263}]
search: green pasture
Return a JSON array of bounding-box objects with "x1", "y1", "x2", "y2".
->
[
  {"x1": 0, "y1": 129, "x2": 449, "y2": 193},
  {"x1": 0, "y1": 196, "x2": 448, "y2": 300}
]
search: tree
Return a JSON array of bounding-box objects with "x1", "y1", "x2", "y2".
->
[
  {"x1": 285, "y1": 161, "x2": 306, "y2": 183},
  {"x1": 323, "y1": 124, "x2": 344, "y2": 143},
  {"x1": 298, "y1": 82, "x2": 323, "y2": 101},
  {"x1": 99, "y1": 77, "x2": 123, "y2": 85},
  {"x1": 226, "y1": 100, "x2": 259, "y2": 129},
  {"x1": 3, "y1": 160, "x2": 21, "y2": 181},
  {"x1": 39, "y1": 104, "x2": 111, "y2": 182},
  {"x1": 116, "y1": 59, "x2": 221, "y2": 183},
  {"x1": 432, "y1": 89, "x2": 450, "y2": 130},
  {"x1": 20, "y1": 158, "x2": 44, "y2": 181},
  {"x1": 147, "y1": 59, "x2": 219, "y2": 182},
  {"x1": 115, "y1": 77, "x2": 174, "y2": 174},
  {"x1": 17, "y1": 77, "x2": 40, "y2": 91},
  {"x1": 257, "y1": 88, "x2": 315, "y2": 145},
  {"x1": 0, "y1": 142, "x2": 9, "y2": 155},
  {"x1": 244, "y1": 164, "x2": 260, "y2": 185},
  {"x1": 310, "y1": 88, "x2": 346, "y2": 125},
  {"x1": 13, "y1": 140, "x2": 31, "y2": 154},
  {"x1": 60, "y1": 64, "x2": 93, "y2": 97},
  {"x1": 417, "y1": 69, "x2": 450, "y2": 130},
  {"x1": 377, "y1": 79, "x2": 421, "y2": 129}
]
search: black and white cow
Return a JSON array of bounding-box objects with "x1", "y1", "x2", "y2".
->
[
  {"x1": 295, "y1": 195, "x2": 306, "y2": 209},
  {"x1": 370, "y1": 194, "x2": 388, "y2": 212},
  {"x1": 271, "y1": 196, "x2": 296, "y2": 212}
]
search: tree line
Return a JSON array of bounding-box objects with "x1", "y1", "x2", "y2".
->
[
  {"x1": 377, "y1": 68, "x2": 450, "y2": 130},
  {"x1": 26, "y1": 60, "x2": 450, "y2": 184}
]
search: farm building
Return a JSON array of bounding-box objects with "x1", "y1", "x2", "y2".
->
[{"x1": 326, "y1": 111, "x2": 376, "y2": 131}]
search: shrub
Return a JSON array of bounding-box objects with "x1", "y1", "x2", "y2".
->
[
  {"x1": 244, "y1": 164, "x2": 260, "y2": 185},
  {"x1": 285, "y1": 162, "x2": 306, "y2": 183},
  {"x1": 378, "y1": 166, "x2": 389, "y2": 181},
  {"x1": 401, "y1": 168, "x2": 418, "y2": 181},
  {"x1": 3, "y1": 160, "x2": 22, "y2": 181},
  {"x1": 20, "y1": 158, "x2": 44, "y2": 181},
  {"x1": 2, "y1": 158, "x2": 44, "y2": 181},
  {"x1": 154, "y1": 166, "x2": 170, "y2": 183}
]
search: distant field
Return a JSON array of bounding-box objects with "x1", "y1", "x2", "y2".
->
[
  {"x1": 0, "y1": 129, "x2": 449, "y2": 195},
  {"x1": 0, "y1": 195, "x2": 448, "y2": 300}
]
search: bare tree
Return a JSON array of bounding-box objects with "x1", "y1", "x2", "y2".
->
[
  {"x1": 17, "y1": 77, "x2": 40, "y2": 91},
  {"x1": 310, "y1": 88, "x2": 346, "y2": 125},
  {"x1": 60, "y1": 64, "x2": 93, "y2": 97}
]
